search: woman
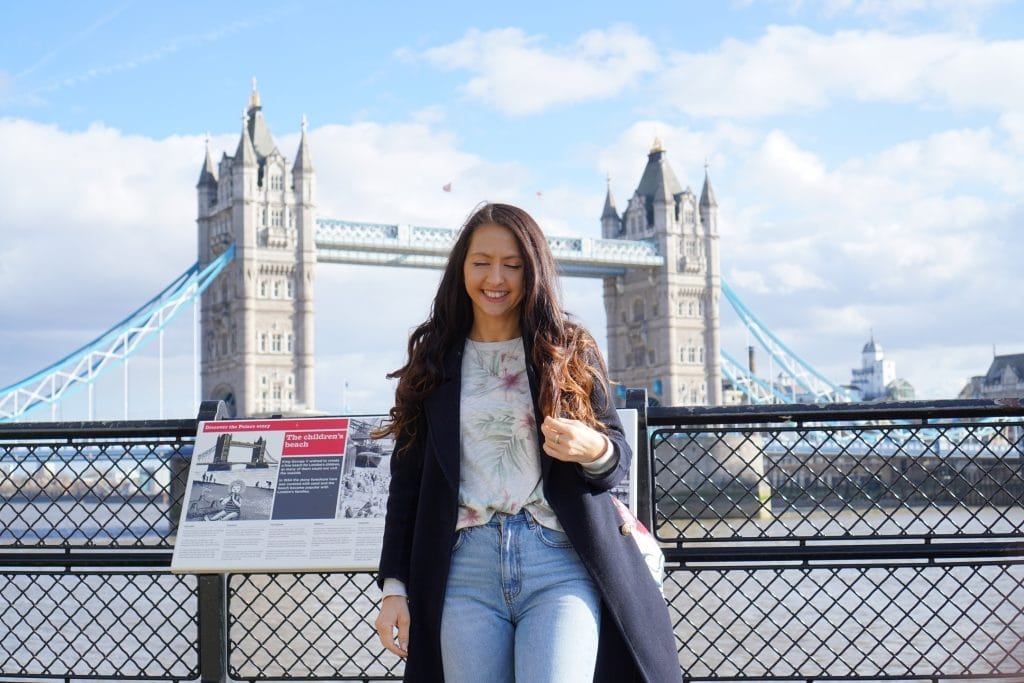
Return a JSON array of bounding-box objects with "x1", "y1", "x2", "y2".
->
[{"x1": 373, "y1": 203, "x2": 680, "y2": 682}]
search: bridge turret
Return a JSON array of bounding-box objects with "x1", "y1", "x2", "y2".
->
[
  {"x1": 198, "y1": 85, "x2": 318, "y2": 418},
  {"x1": 196, "y1": 137, "x2": 217, "y2": 218},
  {"x1": 700, "y1": 167, "x2": 722, "y2": 405},
  {"x1": 291, "y1": 115, "x2": 317, "y2": 414},
  {"x1": 235, "y1": 109, "x2": 258, "y2": 200},
  {"x1": 603, "y1": 142, "x2": 723, "y2": 407},
  {"x1": 600, "y1": 176, "x2": 621, "y2": 239},
  {"x1": 699, "y1": 167, "x2": 718, "y2": 236}
]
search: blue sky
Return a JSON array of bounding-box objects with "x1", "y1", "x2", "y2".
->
[{"x1": 1, "y1": 0, "x2": 1022, "y2": 419}]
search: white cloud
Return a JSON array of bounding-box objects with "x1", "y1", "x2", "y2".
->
[
  {"x1": 659, "y1": 26, "x2": 1024, "y2": 118},
  {"x1": 999, "y1": 111, "x2": 1024, "y2": 152},
  {"x1": 821, "y1": 0, "x2": 1008, "y2": 29},
  {"x1": 421, "y1": 25, "x2": 659, "y2": 115}
]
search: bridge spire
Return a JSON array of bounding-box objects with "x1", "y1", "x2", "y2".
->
[
  {"x1": 248, "y1": 77, "x2": 261, "y2": 111},
  {"x1": 236, "y1": 109, "x2": 256, "y2": 167},
  {"x1": 293, "y1": 114, "x2": 314, "y2": 174},
  {"x1": 601, "y1": 174, "x2": 621, "y2": 238},
  {"x1": 197, "y1": 135, "x2": 217, "y2": 188},
  {"x1": 700, "y1": 163, "x2": 717, "y2": 208}
]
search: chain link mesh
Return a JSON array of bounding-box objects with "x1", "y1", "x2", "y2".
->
[
  {"x1": 667, "y1": 560, "x2": 1024, "y2": 679},
  {"x1": 0, "y1": 570, "x2": 199, "y2": 680},
  {"x1": 0, "y1": 437, "x2": 191, "y2": 548},
  {"x1": 653, "y1": 419, "x2": 1024, "y2": 542},
  {"x1": 228, "y1": 572, "x2": 402, "y2": 681}
]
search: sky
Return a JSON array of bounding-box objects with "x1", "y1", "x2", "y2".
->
[{"x1": 1, "y1": 0, "x2": 1021, "y2": 420}]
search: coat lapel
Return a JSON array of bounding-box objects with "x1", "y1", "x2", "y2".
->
[{"x1": 423, "y1": 346, "x2": 463, "y2": 493}]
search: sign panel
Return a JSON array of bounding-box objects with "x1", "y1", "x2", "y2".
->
[{"x1": 171, "y1": 416, "x2": 393, "y2": 573}]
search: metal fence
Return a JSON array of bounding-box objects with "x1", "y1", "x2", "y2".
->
[{"x1": 1, "y1": 397, "x2": 1022, "y2": 681}]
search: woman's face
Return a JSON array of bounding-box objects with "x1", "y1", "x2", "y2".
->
[{"x1": 463, "y1": 223, "x2": 525, "y2": 336}]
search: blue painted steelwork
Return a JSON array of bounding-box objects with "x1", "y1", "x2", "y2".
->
[
  {"x1": 721, "y1": 349, "x2": 794, "y2": 404},
  {"x1": 0, "y1": 245, "x2": 236, "y2": 422},
  {"x1": 721, "y1": 279, "x2": 852, "y2": 403}
]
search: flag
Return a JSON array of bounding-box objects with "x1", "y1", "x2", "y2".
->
[{"x1": 442, "y1": 182, "x2": 452, "y2": 192}]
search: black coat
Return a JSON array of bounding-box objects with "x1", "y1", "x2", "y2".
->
[{"x1": 378, "y1": 342, "x2": 681, "y2": 682}]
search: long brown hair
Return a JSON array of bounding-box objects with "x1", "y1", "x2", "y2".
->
[{"x1": 377, "y1": 203, "x2": 610, "y2": 451}]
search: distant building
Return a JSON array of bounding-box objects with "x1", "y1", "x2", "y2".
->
[
  {"x1": 850, "y1": 335, "x2": 915, "y2": 401},
  {"x1": 959, "y1": 353, "x2": 1024, "y2": 399}
]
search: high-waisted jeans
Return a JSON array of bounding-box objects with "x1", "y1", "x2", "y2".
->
[{"x1": 440, "y1": 510, "x2": 601, "y2": 683}]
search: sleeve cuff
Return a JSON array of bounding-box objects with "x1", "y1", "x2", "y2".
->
[
  {"x1": 579, "y1": 434, "x2": 616, "y2": 477},
  {"x1": 382, "y1": 578, "x2": 407, "y2": 598}
]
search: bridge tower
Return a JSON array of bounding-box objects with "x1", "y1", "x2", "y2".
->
[
  {"x1": 601, "y1": 140, "x2": 723, "y2": 405},
  {"x1": 196, "y1": 83, "x2": 317, "y2": 417}
]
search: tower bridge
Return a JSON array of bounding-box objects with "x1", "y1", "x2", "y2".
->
[
  {"x1": 0, "y1": 85, "x2": 851, "y2": 422},
  {"x1": 196, "y1": 85, "x2": 738, "y2": 418}
]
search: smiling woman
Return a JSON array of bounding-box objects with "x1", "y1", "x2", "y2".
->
[{"x1": 370, "y1": 202, "x2": 681, "y2": 682}]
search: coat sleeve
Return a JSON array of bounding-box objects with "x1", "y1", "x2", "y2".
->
[
  {"x1": 574, "y1": 354, "x2": 632, "y2": 493},
  {"x1": 376, "y1": 425, "x2": 425, "y2": 589}
]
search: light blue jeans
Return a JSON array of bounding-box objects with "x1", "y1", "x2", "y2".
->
[{"x1": 440, "y1": 510, "x2": 601, "y2": 683}]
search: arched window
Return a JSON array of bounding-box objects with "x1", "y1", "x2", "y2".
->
[
  {"x1": 259, "y1": 280, "x2": 268, "y2": 298},
  {"x1": 272, "y1": 281, "x2": 281, "y2": 298},
  {"x1": 258, "y1": 333, "x2": 267, "y2": 353}
]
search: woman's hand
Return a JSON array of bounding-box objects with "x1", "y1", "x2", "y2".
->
[
  {"x1": 374, "y1": 595, "x2": 410, "y2": 657},
  {"x1": 542, "y1": 416, "x2": 609, "y2": 464}
]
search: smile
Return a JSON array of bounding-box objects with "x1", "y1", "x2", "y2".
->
[{"x1": 483, "y1": 290, "x2": 509, "y2": 300}]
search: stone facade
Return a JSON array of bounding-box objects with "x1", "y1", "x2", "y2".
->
[
  {"x1": 959, "y1": 353, "x2": 1024, "y2": 400},
  {"x1": 196, "y1": 84, "x2": 316, "y2": 418},
  {"x1": 601, "y1": 140, "x2": 723, "y2": 406}
]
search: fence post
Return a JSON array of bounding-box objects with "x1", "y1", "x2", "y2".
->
[
  {"x1": 198, "y1": 573, "x2": 228, "y2": 683},
  {"x1": 625, "y1": 388, "x2": 653, "y2": 531},
  {"x1": 189, "y1": 401, "x2": 230, "y2": 682}
]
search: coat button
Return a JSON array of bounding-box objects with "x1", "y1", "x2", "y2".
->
[{"x1": 619, "y1": 523, "x2": 633, "y2": 536}]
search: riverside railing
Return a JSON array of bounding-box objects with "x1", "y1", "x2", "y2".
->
[{"x1": 1, "y1": 396, "x2": 1022, "y2": 681}]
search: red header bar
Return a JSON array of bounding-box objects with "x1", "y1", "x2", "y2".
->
[{"x1": 202, "y1": 418, "x2": 351, "y2": 433}]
